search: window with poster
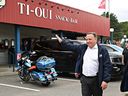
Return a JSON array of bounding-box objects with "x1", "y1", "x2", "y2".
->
[
  {"x1": 0, "y1": 39, "x2": 9, "y2": 50},
  {"x1": 11, "y1": 39, "x2": 14, "y2": 47},
  {"x1": 4, "y1": 39, "x2": 9, "y2": 49}
]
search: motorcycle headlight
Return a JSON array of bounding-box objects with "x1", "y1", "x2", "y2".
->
[{"x1": 22, "y1": 57, "x2": 26, "y2": 60}]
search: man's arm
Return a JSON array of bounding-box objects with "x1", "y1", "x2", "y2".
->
[
  {"x1": 101, "y1": 48, "x2": 112, "y2": 90},
  {"x1": 55, "y1": 34, "x2": 80, "y2": 52},
  {"x1": 103, "y1": 51, "x2": 112, "y2": 82},
  {"x1": 55, "y1": 34, "x2": 62, "y2": 43}
]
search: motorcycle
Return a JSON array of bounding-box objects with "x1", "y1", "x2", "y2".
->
[{"x1": 17, "y1": 51, "x2": 57, "y2": 86}]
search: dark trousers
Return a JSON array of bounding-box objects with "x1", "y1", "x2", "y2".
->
[
  {"x1": 120, "y1": 64, "x2": 128, "y2": 92},
  {"x1": 80, "y1": 75, "x2": 103, "y2": 96}
]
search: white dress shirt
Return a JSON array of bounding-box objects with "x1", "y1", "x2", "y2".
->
[{"x1": 82, "y1": 44, "x2": 99, "y2": 76}]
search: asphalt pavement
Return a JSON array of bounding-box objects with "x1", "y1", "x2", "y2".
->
[{"x1": 0, "y1": 65, "x2": 128, "y2": 96}]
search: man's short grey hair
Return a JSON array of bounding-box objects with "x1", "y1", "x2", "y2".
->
[{"x1": 86, "y1": 32, "x2": 97, "y2": 38}]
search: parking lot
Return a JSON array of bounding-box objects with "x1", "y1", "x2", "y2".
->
[
  {"x1": 0, "y1": 68, "x2": 128, "y2": 96},
  {"x1": 0, "y1": 75, "x2": 81, "y2": 96}
]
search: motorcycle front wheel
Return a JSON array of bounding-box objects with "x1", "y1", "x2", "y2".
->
[{"x1": 18, "y1": 67, "x2": 30, "y2": 82}]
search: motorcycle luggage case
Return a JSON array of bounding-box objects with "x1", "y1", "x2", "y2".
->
[{"x1": 36, "y1": 56, "x2": 56, "y2": 70}]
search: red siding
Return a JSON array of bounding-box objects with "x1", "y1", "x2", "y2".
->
[{"x1": 0, "y1": 0, "x2": 110, "y2": 36}]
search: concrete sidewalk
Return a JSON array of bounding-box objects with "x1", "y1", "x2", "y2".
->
[{"x1": 0, "y1": 65, "x2": 17, "y2": 76}]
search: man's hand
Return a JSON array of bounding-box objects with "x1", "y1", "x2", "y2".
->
[
  {"x1": 55, "y1": 34, "x2": 62, "y2": 43},
  {"x1": 101, "y1": 81, "x2": 108, "y2": 90},
  {"x1": 74, "y1": 73, "x2": 80, "y2": 78}
]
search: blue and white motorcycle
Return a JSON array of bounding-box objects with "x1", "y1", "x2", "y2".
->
[{"x1": 17, "y1": 51, "x2": 57, "y2": 86}]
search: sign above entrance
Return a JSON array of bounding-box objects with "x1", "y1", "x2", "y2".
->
[
  {"x1": 17, "y1": 2, "x2": 78, "y2": 24},
  {"x1": 0, "y1": 0, "x2": 110, "y2": 36}
]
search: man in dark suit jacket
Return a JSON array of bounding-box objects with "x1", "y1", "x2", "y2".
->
[{"x1": 55, "y1": 32, "x2": 112, "y2": 96}]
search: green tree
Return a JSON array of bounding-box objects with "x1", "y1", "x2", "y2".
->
[
  {"x1": 119, "y1": 21, "x2": 128, "y2": 36},
  {"x1": 118, "y1": 22, "x2": 128, "y2": 47},
  {"x1": 101, "y1": 12, "x2": 121, "y2": 40}
]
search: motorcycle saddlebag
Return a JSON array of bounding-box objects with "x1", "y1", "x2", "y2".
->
[
  {"x1": 31, "y1": 71, "x2": 46, "y2": 81},
  {"x1": 36, "y1": 56, "x2": 56, "y2": 70}
]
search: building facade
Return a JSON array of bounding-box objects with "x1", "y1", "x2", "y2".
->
[{"x1": 0, "y1": 0, "x2": 110, "y2": 65}]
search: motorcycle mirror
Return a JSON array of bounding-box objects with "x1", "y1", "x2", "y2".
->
[{"x1": 32, "y1": 51, "x2": 36, "y2": 54}]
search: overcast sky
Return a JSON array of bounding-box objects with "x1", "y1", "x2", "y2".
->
[{"x1": 48, "y1": 0, "x2": 128, "y2": 22}]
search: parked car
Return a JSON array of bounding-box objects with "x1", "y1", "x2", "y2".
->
[
  {"x1": 32, "y1": 39, "x2": 124, "y2": 79},
  {"x1": 32, "y1": 39, "x2": 77, "y2": 73}
]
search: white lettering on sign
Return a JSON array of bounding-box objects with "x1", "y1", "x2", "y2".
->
[
  {"x1": 17, "y1": 2, "x2": 78, "y2": 24},
  {"x1": 55, "y1": 15, "x2": 78, "y2": 24},
  {"x1": 18, "y1": 2, "x2": 52, "y2": 19},
  {"x1": 18, "y1": 2, "x2": 25, "y2": 14}
]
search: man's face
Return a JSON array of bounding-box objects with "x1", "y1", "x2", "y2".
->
[{"x1": 85, "y1": 34, "x2": 97, "y2": 48}]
